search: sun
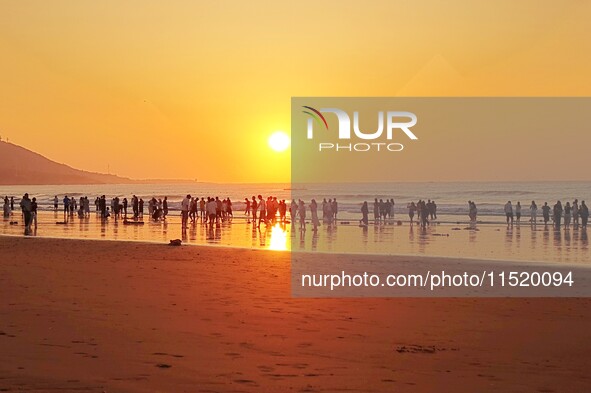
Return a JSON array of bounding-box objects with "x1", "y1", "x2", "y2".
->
[{"x1": 268, "y1": 131, "x2": 290, "y2": 152}]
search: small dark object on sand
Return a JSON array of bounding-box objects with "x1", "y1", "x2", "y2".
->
[
  {"x1": 9, "y1": 221, "x2": 18, "y2": 225},
  {"x1": 56, "y1": 221, "x2": 66, "y2": 225},
  {"x1": 156, "y1": 363, "x2": 172, "y2": 368},
  {"x1": 123, "y1": 220, "x2": 144, "y2": 225},
  {"x1": 169, "y1": 239, "x2": 182, "y2": 246}
]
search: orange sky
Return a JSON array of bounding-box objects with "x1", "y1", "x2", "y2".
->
[{"x1": 1, "y1": 1, "x2": 590, "y2": 182}]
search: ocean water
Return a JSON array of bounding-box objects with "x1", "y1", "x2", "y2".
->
[{"x1": 1, "y1": 182, "x2": 589, "y2": 264}]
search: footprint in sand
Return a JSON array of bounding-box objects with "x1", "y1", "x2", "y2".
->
[
  {"x1": 234, "y1": 379, "x2": 257, "y2": 385},
  {"x1": 257, "y1": 365, "x2": 275, "y2": 373},
  {"x1": 395, "y1": 344, "x2": 461, "y2": 354}
]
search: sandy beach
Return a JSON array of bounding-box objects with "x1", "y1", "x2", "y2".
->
[
  {"x1": 3, "y1": 1, "x2": 591, "y2": 391},
  {"x1": 1, "y1": 236, "x2": 590, "y2": 392}
]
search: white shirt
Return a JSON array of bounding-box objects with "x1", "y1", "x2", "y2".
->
[
  {"x1": 207, "y1": 200, "x2": 217, "y2": 215},
  {"x1": 181, "y1": 197, "x2": 191, "y2": 212}
]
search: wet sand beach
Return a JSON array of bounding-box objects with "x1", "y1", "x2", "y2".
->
[
  {"x1": 1, "y1": 236, "x2": 591, "y2": 392},
  {"x1": 1, "y1": 211, "x2": 589, "y2": 264}
]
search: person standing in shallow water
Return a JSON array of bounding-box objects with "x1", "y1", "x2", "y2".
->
[
  {"x1": 529, "y1": 201, "x2": 538, "y2": 224},
  {"x1": 31, "y1": 197, "x2": 38, "y2": 228},
  {"x1": 200, "y1": 197, "x2": 206, "y2": 221},
  {"x1": 249, "y1": 196, "x2": 257, "y2": 225},
  {"x1": 407, "y1": 202, "x2": 416, "y2": 225},
  {"x1": 553, "y1": 201, "x2": 563, "y2": 230},
  {"x1": 310, "y1": 199, "x2": 320, "y2": 231},
  {"x1": 244, "y1": 198, "x2": 251, "y2": 218},
  {"x1": 332, "y1": 198, "x2": 338, "y2": 222},
  {"x1": 469, "y1": 201, "x2": 478, "y2": 223},
  {"x1": 564, "y1": 202, "x2": 572, "y2": 229},
  {"x1": 580, "y1": 201, "x2": 589, "y2": 228},
  {"x1": 181, "y1": 194, "x2": 191, "y2": 228},
  {"x1": 298, "y1": 199, "x2": 306, "y2": 231},
  {"x1": 373, "y1": 199, "x2": 380, "y2": 224},
  {"x1": 3, "y1": 196, "x2": 9, "y2": 218},
  {"x1": 572, "y1": 199, "x2": 579, "y2": 226},
  {"x1": 504, "y1": 201, "x2": 514, "y2": 225},
  {"x1": 19, "y1": 193, "x2": 32, "y2": 234},
  {"x1": 515, "y1": 201, "x2": 522, "y2": 223},
  {"x1": 541, "y1": 202, "x2": 551, "y2": 225},
  {"x1": 360, "y1": 201, "x2": 369, "y2": 226},
  {"x1": 188, "y1": 198, "x2": 196, "y2": 223},
  {"x1": 63, "y1": 195, "x2": 70, "y2": 219},
  {"x1": 132, "y1": 195, "x2": 139, "y2": 218},
  {"x1": 257, "y1": 195, "x2": 266, "y2": 228}
]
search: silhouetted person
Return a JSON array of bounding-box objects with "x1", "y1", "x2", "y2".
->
[
  {"x1": 63, "y1": 195, "x2": 70, "y2": 218},
  {"x1": 31, "y1": 197, "x2": 38, "y2": 228},
  {"x1": 580, "y1": 201, "x2": 589, "y2": 228},
  {"x1": 332, "y1": 198, "x2": 338, "y2": 221},
  {"x1": 564, "y1": 202, "x2": 572, "y2": 229},
  {"x1": 553, "y1": 201, "x2": 563, "y2": 230},
  {"x1": 541, "y1": 202, "x2": 550, "y2": 225},
  {"x1": 529, "y1": 201, "x2": 538, "y2": 224},
  {"x1": 2, "y1": 196, "x2": 9, "y2": 218},
  {"x1": 361, "y1": 201, "x2": 369, "y2": 226},
  {"x1": 504, "y1": 201, "x2": 514, "y2": 224},
  {"x1": 99, "y1": 195, "x2": 107, "y2": 218},
  {"x1": 257, "y1": 195, "x2": 266, "y2": 228},
  {"x1": 310, "y1": 199, "x2": 320, "y2": 231},
  {"x1": 251, "y1": 196, "x2": 258, "y2": 225},
  {"x1": 373, "y1": 199, "x2": 380, "y2": 223},
  {"x1": 181, "y1": 194, "x2": 191, "y2": 228},
  {"x1": 298, "y1": 199, "x2": 306, "y2": 231},
  {"x1": 19, "y1": 193, "x2": 32, "y2": 234},
  {"x1": 573, "y1": 199, "x2": 579, "y2": 226},
  {"x1": 407, "y1": 202, "x2": 416, "y2": 225},
  {"x1": 132, "y1": 195, "x2": 139, "y2": 218}
]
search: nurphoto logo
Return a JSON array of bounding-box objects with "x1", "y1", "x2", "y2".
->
[{"x1": 302, "y1": 105, "x2": 418, "y2": 152}]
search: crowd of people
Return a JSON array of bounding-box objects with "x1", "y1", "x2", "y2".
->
[
  {"x1": 240, "y1": 197, "x2": 339, "y2": 232},
  {"x1": 3, "y1": 194, "x2": 38, "y2": 234},
  {"x1": 403, "y1": 199, "x2": 437, "y2": 228},
  {"x1": 2, "y1": 194, "x2": 589, "y2": 236},
  {"x1": 179, "y1": 195, "x2": 235, "y2": 228},
  {"x1": 503, "y1": 199, "x2": 589, "y2": 229}
]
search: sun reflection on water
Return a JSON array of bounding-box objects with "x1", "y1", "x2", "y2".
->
[{"x1": 269, "y1": 223, "x2": 288, "y2": 251}]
